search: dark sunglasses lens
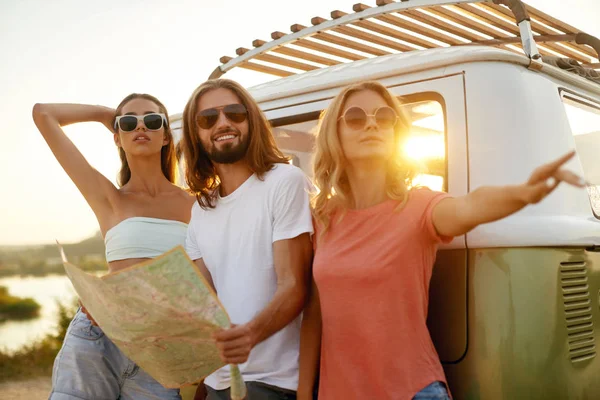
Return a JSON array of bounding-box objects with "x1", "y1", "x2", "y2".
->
[
  {"x1": 143, "y1": 114, "x2": 163, "y2": 130},
  {"x1": 344, "y1": 107, "x2": 367, "y2": 130},
  {"x1": 376, "y1": 107, "x2": 397, "y2": 129},
  {"x1": 197, "y1": 109, "x2": 219, "y2": 129},
  {"x1": 118, "y1": 116, "x2": 138, "y2": 132},
  {"x1": 223, "y1": 104, "x2": 248, "y2": 123}
]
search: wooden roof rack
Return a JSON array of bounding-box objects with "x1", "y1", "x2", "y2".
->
[{"x1": 209, "y1": 0, "x2": 600, "y2": 80}]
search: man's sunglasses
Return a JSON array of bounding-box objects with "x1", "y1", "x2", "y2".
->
[
  {"x1": 115, "y1": 113, "x2": 167, "y2": 132},
  {"x1": 338, "y1": 106, "x2": 399, "y2": 130},
  {"x1": 196, "y1": 104, "x2": 248, "y2": 129}
]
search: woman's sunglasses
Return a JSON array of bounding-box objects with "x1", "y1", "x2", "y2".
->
[
  {"x1": 338, "y1": 106, "x2": 399, "y2": 130},
  {"x1": 196, "y1": 104, "x2": 248, "y2": 129},
  {"x1": 115, "y1": 113, "x2": 167, "y2": 132}
]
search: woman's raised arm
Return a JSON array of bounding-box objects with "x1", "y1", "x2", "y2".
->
[{"x1": 32, "y1": 103, "x2": 119, "y2": 218}]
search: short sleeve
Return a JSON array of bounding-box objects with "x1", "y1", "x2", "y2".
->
[
  {"x1": 185, "y1": 205, "x2": 203, "y2": 260},
  {"x1": 412, "y1": 187, "x2": 453, "y2": 244},
  {"x1": 271, "y1": 167, "x2": 315, "y2": 243}
]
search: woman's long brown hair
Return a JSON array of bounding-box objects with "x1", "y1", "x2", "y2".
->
[
  {"x1": 113, "y1": 93, "x2": 176, "y2": 187},
  {"x1": 181, "y1": 79, "x2": 289, "y2": 208}
]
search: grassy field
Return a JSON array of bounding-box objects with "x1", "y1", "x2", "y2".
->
[{"x1": 0, "y1": 376, "x2": 52, "y2": 400}]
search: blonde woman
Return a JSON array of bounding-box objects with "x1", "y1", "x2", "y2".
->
[{"x1": 297, "y1": 81, "x2": 584, "y2": 400}]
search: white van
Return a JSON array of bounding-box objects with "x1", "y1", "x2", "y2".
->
[{"x1": 176, "y1": 1, "x2": 600, "y2": 398}]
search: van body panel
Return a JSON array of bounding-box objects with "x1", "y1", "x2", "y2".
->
[
  {"x1": 428, "y1": 249, "x2": 469, "y2": 363},
  {"x1": 440, "y1": 247, "x2": 600, "y2": 400},
  {"x1": 461, "y1": 62, "x2": 600, "y2": 248}
]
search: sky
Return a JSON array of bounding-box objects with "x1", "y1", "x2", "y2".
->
[{"x1": 1, "y1": 0, "x2": 599, "y2": 245}]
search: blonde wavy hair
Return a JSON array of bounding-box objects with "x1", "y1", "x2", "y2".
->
[{"x1": 312, "y1": 81, "x2": 417, "y2": 234}]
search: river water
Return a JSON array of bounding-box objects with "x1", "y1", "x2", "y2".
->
[{"x1": 0, "y1": 275, "x2": 77, "y2": 353}]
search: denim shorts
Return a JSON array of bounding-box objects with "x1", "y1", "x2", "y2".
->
[
  {"x1": 413, "y1": 381, "x2": 451, "y2": 400},
  {"x1": 49, "y1": 309, "x2": 181, "y2": 400}
]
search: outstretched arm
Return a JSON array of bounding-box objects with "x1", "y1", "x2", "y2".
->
[
  {"x1": 32, "y1": 104, "x2": 119, "y2": 219},
  {"x1": 432, "y1": 151, "x2": 586, "y2": 238}
]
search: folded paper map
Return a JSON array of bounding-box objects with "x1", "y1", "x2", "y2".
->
[{"x1": 58, "y1": 244, "x2": 246, "y2": 399}]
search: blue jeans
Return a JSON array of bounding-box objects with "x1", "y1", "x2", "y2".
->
[
  {"x1": 413, "y1": 381, "x2": 451, "y2": 400},
  {"x1": 49, "y1": 309, "x2": 181, "y2": 400}
]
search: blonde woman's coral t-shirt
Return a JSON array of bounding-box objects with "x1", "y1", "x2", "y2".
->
[{"x1": 313, "y1": 188, "x2": 452, "y2": 400}]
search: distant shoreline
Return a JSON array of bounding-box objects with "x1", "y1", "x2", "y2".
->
[
  {"x1": 0, "y1": 232, "x2": 106, "y2": 279},
  {"x1": 0, "y1": 286, "x2": 41, "y2": 322}
]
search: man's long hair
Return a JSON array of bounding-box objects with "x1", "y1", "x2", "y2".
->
[{"x1": 181, "y1": 79, "x2": 289, "y2": 208}]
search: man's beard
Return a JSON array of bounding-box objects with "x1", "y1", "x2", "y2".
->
[{"x1": 203, "y1": 129, "x2": 249, "y2": 164}]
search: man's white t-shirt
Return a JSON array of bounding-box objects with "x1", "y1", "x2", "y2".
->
[{"x1": 185, "y1": 163, "x2": 314, "y2": 391}]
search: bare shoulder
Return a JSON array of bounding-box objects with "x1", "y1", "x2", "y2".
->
[
  {"x1": 173, "y1": 186, "x2": 197, "y2": 219},
  {"x1": 181, "y1": 190, "x2": 197, "y2": 206},
  {"x1": 171, "y1": 184, "x2": 194, "y2": 198}
]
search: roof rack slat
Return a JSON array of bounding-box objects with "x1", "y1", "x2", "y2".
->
[
  {"x1": 375, "y1": 16, "x2": 443, "y2": 48},
  {"x1": 271, "y1": 31, "x2": 287, "y2": 40},
  {"x1": 271, "y1": 30, "x2": 365, "y2": 61},
  {"x1": 456, "y1": 3, "x2": 519, "y2": 34},
  {"x1": 403, "y1": 9, "x2": 483, "y2": 42},
  {"x1": 375, "y1": 1, "x2": 463, "y2": 45},
  {"x1": 428, "y1": 5, "x2": 511, "y2": 39},
  {"x1": 290, "y1": 23, "x2": 390, "y2": 56},
  {"x1": 345, "y1": 14, "x2": 429, "y2": 50},
  {"x1": 446, "y1": 5, "x2": 515, "y2": 37},
  {"x1": 295, "y1": 39, "x2": 366, "y2": 61},
  {"x1": 330, "y1": 11, "x2": 415, "y2": 52},
  {"x1": 218, "y1": 56, "x2": 294, "y2": 77},
  {"x1": 255, "y1": 54, "x2": 319, "y2": 71},
  {"x1": 354, "y1": 3, "x2": 443, "y2": 48},
  {"x1": 382, "y1": 13, "x2": 457, "y2": 46},
  {"x1": 253, "y1": 39, "x2": 340, "y2": 66},
  {"x1": 236, "y1": 47, "x2": 320, "y2": 71},
  {"x1": 312, "y1": 32, "x2": 389, "y2": 56},
  {"x1": 335, "y1": 25, "x2": 415, "y2": 52}
]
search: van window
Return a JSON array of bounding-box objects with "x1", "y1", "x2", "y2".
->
[
  {"x1": 402, "y1": 98, "x2": 446, "y2": 192},
  {"x1": 561, "y1": 92, "x2": 600, "y2": 218},
  {"x1": 273, "y1": 94, "x2": 447, "y2": 192}
]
